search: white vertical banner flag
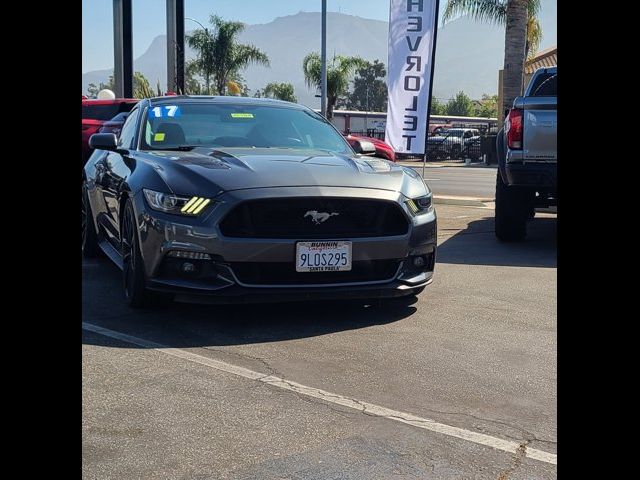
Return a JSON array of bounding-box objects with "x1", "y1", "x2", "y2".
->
[{"x1": 385, "y1": 0, "x2": 439, "y2": 154}]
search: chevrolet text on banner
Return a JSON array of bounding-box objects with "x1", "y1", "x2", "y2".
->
[{"x1": 385, "y1": 0, "x2": 438, "y2": 154}]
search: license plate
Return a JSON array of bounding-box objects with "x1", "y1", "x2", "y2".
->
[{"x1": 296, "y1": 241, "x2": 352, "y2": 272}]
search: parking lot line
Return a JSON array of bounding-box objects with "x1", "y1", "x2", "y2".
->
[{"x1": 83, "y1": 322, "x2": 557, "y2": 466}]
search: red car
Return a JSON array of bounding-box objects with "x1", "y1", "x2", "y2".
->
[
  {"x1": 344, "y1": 134, "x2": 396, "y2": 162},
  {"x1": 82, "y1": 98, "x2": 138, "y2": 165}
]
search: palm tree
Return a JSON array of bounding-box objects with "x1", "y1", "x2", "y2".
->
[
  {"x1": 525, "y1": 15, "x2": 542, "y2": 60},
  {"x1": 443, "y1": 0, "x2": 538, "y2": 114},
  {"x1": 187, "y1": 15, "x2": 269, "y2": 95},
  {"x1": 302, "y1": 53, "x2": 365, "y2": 119},
  {"x1": 186, "y1": 29, "x2": 216, "y2": 93}
]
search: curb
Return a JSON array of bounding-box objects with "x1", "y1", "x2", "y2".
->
[
  {"x1": 433, "y1": 196, "x2": 494, "y2": 207},
  {"x1": 398, "y1": 162, "x2": 497, "y2": 169}
]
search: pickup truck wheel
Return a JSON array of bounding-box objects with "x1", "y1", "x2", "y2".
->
[{"x1": 495, "y1": 171, "x2": 528, "y2": 241}]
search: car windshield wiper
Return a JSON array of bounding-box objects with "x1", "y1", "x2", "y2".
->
[
  {"x1": 157, "y1": 145, "x2": 202, "y2": 151},
  {"x1": 145, "y1": 145, "x2": 203, "y2": 151}
]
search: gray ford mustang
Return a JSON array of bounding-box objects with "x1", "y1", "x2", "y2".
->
[{"x1": 82, "y1": 96, "x2": 437, "y2": 307}]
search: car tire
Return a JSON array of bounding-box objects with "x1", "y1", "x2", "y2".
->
[
  {"x1": 121, "y1": 199, "x2": 171, "y2": 308},
  {"x1": 82, "y1": 185, "x2": 103, "y2": 258},
  {"x1": 495, "y1": 170, "x2": 529, "y2": 241}
]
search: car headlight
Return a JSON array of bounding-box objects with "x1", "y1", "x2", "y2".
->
[
  {"x1": 143, "y1": 189, "x2": 213, "y2": 216},
  {"x1": 405, "y1": 194, "x2": 433, "y2": 215}
]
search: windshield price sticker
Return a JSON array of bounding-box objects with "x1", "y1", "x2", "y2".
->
[{"x1": 230, "y1": 113, "x2": 254, "y2": 119}]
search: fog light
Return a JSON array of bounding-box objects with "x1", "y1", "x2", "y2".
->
[
  {"x1": 413, "y1": 256, "x2": 425, "y2": 268},
  {"x1": 181, "y1": 262, "x2": 196, "y2": 273},
  {"x1": 168, "y1": 251, "x2": 212, "y2": 260}
]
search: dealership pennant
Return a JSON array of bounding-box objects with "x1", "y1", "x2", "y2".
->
[{"x1": 385, "y1": 0, "x2": 439, "y2": 154}]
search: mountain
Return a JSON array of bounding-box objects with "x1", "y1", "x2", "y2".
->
[{"x1": 82, "y1": 10, "x2": 556, "y2": 107}]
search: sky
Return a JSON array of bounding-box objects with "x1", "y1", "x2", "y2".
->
[
  {"x1": 83, "y1": 0, "x2": 394, "y2": 72},
  {"x1": 83, "y1": 0, "x2": 557, "y2": 73}
]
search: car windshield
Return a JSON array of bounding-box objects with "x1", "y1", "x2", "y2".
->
[
  {"x1": 528, "y1": 71, "x2": 557, "y2": 96},
  {"x1": 531, "y1": 74, "x2": 557, "y2": 97},
  {"x1": 140, "y1": 103, "x2": 352, "y2": 154}
]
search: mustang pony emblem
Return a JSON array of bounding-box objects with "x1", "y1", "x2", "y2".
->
[{"x1": 304, "y1": 210, "x2": 340, "y2": 224}]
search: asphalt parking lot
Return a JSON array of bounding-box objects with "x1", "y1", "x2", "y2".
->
[
  {"x1": 401, "y1": 164, "x2": 498, "y2": 199},
  {"x1": 82, "y1": 203, "x2": 557, "y2": 479}
]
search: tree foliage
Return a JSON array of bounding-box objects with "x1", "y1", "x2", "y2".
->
[
  {"x1": 185, "y1": 60, "x2": 207, "y2": 94},
  {"x1": 445, "y1": 91, "x2": 474, "y2": 116},
  {"x1": 430, "y1": 96, "x2": 447, "y2": 115},
  {"x1": 442, "y1": 0, "x2": 542, "y2": 58},
  {"x1": 443, "y1": 0, "x2": 541, "y2": 113},
  {"x1": 345, "y1": 60, "x2": 387, "y2": 112},
  {"x1": 262, "y1": 82, "x2": 297, "y2": 102},
  {"x1": 132, "y1": 72, "x2": 163, "y2": 98},
  {"x1": 85, "y1": 72, "x2": 160, "y2": 98},
  {"x1": 473, "y1": 94, "x2": 499, "y2": 118},
  {"x1": 186, "y1": 15, "x2": 269, "y2": 95},
  {"x1": 302, "y1": 52, "x2": 365, "y2": 119}
]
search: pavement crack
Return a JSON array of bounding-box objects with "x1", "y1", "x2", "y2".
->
[
  {"x1": 267, "y1": 376, "x2": 361, "y2": 421},
  {"x1": 188, "y1": 349, "x2": 358, "y2": 421},
  {"x1": 168, "y1": 345, "x2": 557, "y2": 458},
  {"x1": 496, "y1": 440, "x2": 529, "y2": 480},
  {"x1": 283, "y1": 389, "x2": 355, "y2": 420},
  {"x1": 406, "y1": 406, "x2": 555, "y2": 446},
  {"x1": 202, "y1": 347, "x2": 283, "y2": 378}
]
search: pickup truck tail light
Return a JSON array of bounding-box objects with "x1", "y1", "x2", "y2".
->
[{"x1": 505, "y1": 108, "x2": 523, "y2": 150}]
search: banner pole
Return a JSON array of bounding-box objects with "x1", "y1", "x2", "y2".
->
[
  {"x1": 320, "y1": 0, "x2": 327, "y2": 117},
  {"x1": 423, "y1": 0, "x2": 441, "y2": 179}
]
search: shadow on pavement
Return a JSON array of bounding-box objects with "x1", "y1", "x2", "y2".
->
[
  {"x1": 82, "y1": 212, "x2": 555, "y2": 349},
  {"x1": 82, "y1": 259, "x2": 417, "y2": 349},
  {"x1": 436, "y1": 216, "x2": 556, "y2": 268}
]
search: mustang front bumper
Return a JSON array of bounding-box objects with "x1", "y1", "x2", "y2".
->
[{"x1": 131, "y1": 186, "x2": 437, "y2": 303}]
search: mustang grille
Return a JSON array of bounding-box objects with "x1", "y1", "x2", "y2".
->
[{"x1": 219, "y1": 198, "x2": 409, "y2": 239}]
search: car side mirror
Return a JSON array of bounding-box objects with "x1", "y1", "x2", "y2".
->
[
  {"x1": 89, "y1": 133, "x2": 118, "y2": 151},
  {"x1": 351, "y1": 139, "x2": 376, "y2": 155}
]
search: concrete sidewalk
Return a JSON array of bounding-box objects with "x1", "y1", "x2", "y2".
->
[
  {"x1": 434, "y1": 195, "x2": 494, "y2": 207},
  {"x1": 398, "y1": 160, "x2": 497, "y2": 168}
]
